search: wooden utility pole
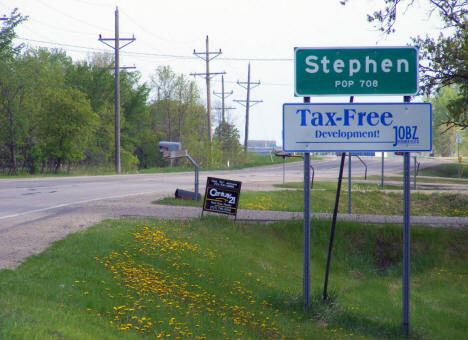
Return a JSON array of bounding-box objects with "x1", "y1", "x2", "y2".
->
[
  {"x1": 213, "y1": 75, "x2": 234, "y2": 123},
  {"x1": 191, "y1": 36, "x2": 225, "y2": 143},
  {"x1": 98, "y1": 7, "x2": 135, "y2": 173},
  {"x1": 234, "y1": 63, "x2": 262, "y2": 154}
]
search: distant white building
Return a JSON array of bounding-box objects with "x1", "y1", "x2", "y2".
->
[{"x1": 247, "y1": 140, "x2": 277, "y2": 155}]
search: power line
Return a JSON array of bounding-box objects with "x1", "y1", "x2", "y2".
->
[
  {"x1": 36, "y1": 0, "x2": 112, "y2": 33},
  {"x1": 220, "y1": 56, "x2": 292, "y2": 62},
  {"x1": 17, "y1": 37, "x2": 197, "y2": 59},
  {"x1": 17, "y1": 37, "x2": 296, "y2": 88},
  {"x1": 27, "y1": 17, "x2": 97, "y2": 36},
  {"x1": 69, "y1": 0, "x2": 113, "y2": 7},
  {"x1": 16, "y1": 37, "x2": 292, "y2": 62}
]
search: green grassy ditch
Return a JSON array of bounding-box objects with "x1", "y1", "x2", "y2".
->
[
  {"x1": 155, "y1": 181, "x2": 468, "y2": 217},
  {"x1": 418, "y1": 162, "x2": 468, "y2": 179},
  {"x1": 0, "y1": 217, "x2": 467, "y2": 339}
]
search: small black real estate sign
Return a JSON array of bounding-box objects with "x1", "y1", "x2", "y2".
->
[{"x1": 202, "y1": 177, "x2": 242, "y2": 217}]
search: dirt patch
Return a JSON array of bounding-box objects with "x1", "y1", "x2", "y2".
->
[{"x1": 374, "y1": 236, "x2": 402, "y2": 271}]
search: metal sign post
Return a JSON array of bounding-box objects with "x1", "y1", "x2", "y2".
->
[
  {"x1": 456, "y1": 133, "x2": 462, "y2": 178},
  {"x1": 303, "y1": 96, "x2": 311, "y2": 310},
  {"x1": 402, "y1": 96, "x2": 411, "y2": 337},
  {"x1": 323, "y1": 153, "x2": 346, "y2": 300},
  {"x1": 283, "y1": 156, "x2": 286, "y2": 184},
  {"x1": 381, "y1": 152, "x2": 385, "y2": 189},
  {"x1": 403, "y1": 151, "x2": 410, "y2": 336},
  {"x1": 348, "y1": 152, "x2": 352, "y2": 214},
  {"x1": 324, "y1": 96, "x2": 353, "y2": 300}
]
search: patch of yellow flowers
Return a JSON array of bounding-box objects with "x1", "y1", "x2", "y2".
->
[{"x1": 91, "y1": 224, "x2": 283, "y2": 338}]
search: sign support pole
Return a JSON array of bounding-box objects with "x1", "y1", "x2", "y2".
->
[
  {"x1": 283, "y1": 156, "x2": 286, "y2": 184},
  {"x1": 348, "y1": 153, "x2": 352, "y2": 214},
  {"x1": 323, "y1": 153, "x2": 346, "y2": 300},
  {"x1": 303, "y1": 96, "x2": 311, "y2": 310},
  {"x1": 322, "y1": 96, "x2": 354, "y2": 300},
  {"x1": 347, "y1": 95, "x2": 354, "y2": 214},
  {"x1": 403, "y1": 95, "x2": 411, "y2": 336},
  {"x1": 381, "y1": 153, "x2": 385, "y2": 189}
]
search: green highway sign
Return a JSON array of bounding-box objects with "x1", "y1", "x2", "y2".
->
[{"x1": 295, "y1": 47, "x2": 419, "y2": 96}]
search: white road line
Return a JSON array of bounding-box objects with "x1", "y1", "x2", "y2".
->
[{"x1": 0, "y1": 191, "x2": 161, "y2": 220}]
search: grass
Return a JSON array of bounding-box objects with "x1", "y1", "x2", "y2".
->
[
  {"x1": 417, "y1": 162, "x2": 468, "y2": 179},
  {"x1": 154, "y1": 181, "x2": 468, "y2": 217},
  {"x1": 275, "y1": 181, "x2": 403, "y2": 191},
  {"x1": 362, "y1": 162, "x2": 468, "y2": 183},
  {"x1": 365, "y1": 175, "x2": 468, "y2": 185},
  {"x1": 0, "y1": 154, "x2": 307, "y2": 179},
  {"x1": 0, "y1": 217, "x2": 467, "y2": 339}
]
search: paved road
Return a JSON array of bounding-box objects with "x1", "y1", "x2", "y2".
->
[
  {"x1": 0, "y1": 156, "x2": 452, "y2": 220},
  {"x1": 0, "y1": 156, "x2": 413, "y2": 220},
  {"x1": 0, "y1": 156, "x2": 464, "y2": 270}
]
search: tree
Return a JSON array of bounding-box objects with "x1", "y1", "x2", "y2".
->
[
  {"x1": 430, "y1": 86, "x2": 468, "y2": 156},
  {"x1": 0, "y1": 9, "x2": 28, "y2": 173},
  {"x1": 120, "y1": 70, "x2": 151, "y2": 170},
  {"x1": 214, "y1": 121, "x2": 242, "y2": 166},
  {"x1": 0, "y1": 8, "x2": 27, "y2": 59},
  {"x1": 431, "y1": 87, "x2": 458, "y2": 155},
  {"x1": 21, "y1": 48, "x2": 74, "y2": 173},
  {"x1": 149, "y1": 66, "x2": 211, "y2": 166},
  {"x1": 0, "y1": 58, "x2": 27, "y2": 173},
  {"x1": 39, "y1": 87, "x2": 96, "y2": 173},
  {"x1": 69, "y1": 56, "x2": 115, "y2": 167},
  {"x1": 341, "y1": 0, "x2": 468, "y2": 128},
  {"x1": 151, "y1": 66, "x2": 178, "y2": 141}
]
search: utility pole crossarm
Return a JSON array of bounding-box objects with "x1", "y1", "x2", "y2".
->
[
  {"x1": 99, "y1": 65, "x2": 136, "y2": 70},
  {"x1": 233, "y1": 99, "x2": 263, "y2": 107},
  {"x1": 193, "y1": 49, "x2": 223, "y2": 61},
  {"x1": 190, "y1": 71, "x2": 226, "y2": 80},
  {"x1": 213, "y1": 106, "x2": 236, "y2": 110},
  {"x1": 213, "y1": 90, "x2": 233, "y2": 99},
  {"x1": 98, "y1": 36, "x2": 135, "y2": 49},
  {"x1": 237, "y1": 80, "x2": 260, "y2": 90},
  {"x1": 119, "y1": 37, "x2": 136, "y2": 49}
]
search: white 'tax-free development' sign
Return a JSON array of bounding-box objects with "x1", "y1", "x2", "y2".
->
[{"x1": 283, "y1": 103, "x2": 431, "y2": 152}]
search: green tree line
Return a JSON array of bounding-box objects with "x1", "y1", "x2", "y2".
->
[{"x1": 0, "y1": 9, "x2": 243, "y2": 174}]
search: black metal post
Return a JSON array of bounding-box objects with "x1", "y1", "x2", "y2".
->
[{"x1": 323, "y1": 153, "x2": 346, "y2": 300}]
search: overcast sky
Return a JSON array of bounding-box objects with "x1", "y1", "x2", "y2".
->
[{"x1": 2, "y1": 0, "x2": 443, "y2": 146}]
